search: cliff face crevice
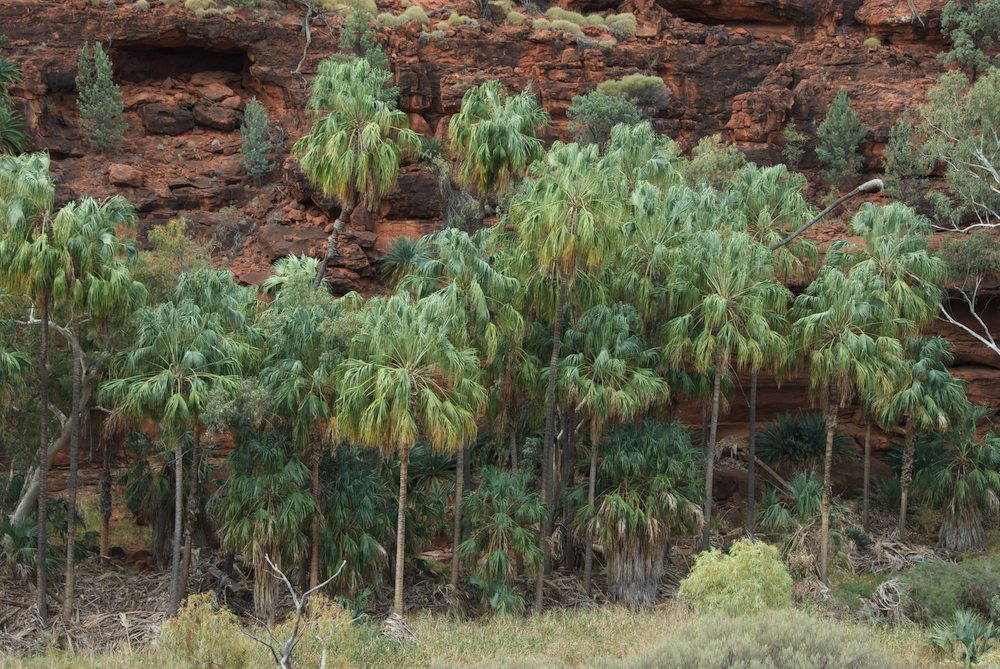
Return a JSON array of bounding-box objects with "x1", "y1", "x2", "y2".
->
[{"x1": 6, "y1": 0, "x2": 999, "y2": 460}]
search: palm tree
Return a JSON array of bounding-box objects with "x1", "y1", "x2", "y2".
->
[
  {"x1": 53, "y1": 195, "x2": 146, "y2": 619},
  {"x1": 663, "y1": 231, "x2": 790, "y2": 551},
  {"x1": 509, "y1": 142, "x2": 624, "y2": 609},
  {"x1": 558, "y1": 302, "x2": 667, "y2": 595},
  {"x1": 101, "y1": 299, "x2": 250, "y2": 616},
  {"x1": 0, "y1": 152, "x2": 62, "y2": 621},
  {"x1": 214, "y1": 430, "x2": 317, "y2": 624},
  {"x1": 578, "y1": 421, "x2": 701, "y2": 608},
  {"x1": 790, "y1": 266, "x2": 902, "y2": 582},
  {"x1": 916, "y1": 407, "x2": 1000, "y2": 552},
  {"x1": 334, "y1": 292, "x2": 485, "y2": 618},
  {"x1": 447, "y1": 80, "x2": 549, "y2": 203},
  {"x1": 293, "y1": 57, "x2": 420, "y2": 289},
  {"x1": 875, "y1": 337, "x2": 969, "y2": 537}
]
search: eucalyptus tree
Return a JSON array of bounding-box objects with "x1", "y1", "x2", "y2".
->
[
  {"x1": 790, "y1": 266, "x2": 902, "y2": 582},
  {"x1": 0, "y1": 151, "x2": 63, "y2": 620},
  {"x1": 663, "y1": 231, "x2": 790, "y2": 551},
  {"x1": 508, "y1": 142, "x2": 624, "y2": 609},
  {"x1": 447, "y1": 80, "x2": 549, "y2": 204},
  {"x1": 875, "y1": 337, "x2": 970, "y2": 537},
  {"x1": 101, "y1": 299, "x2": 252, "y2": 616},
  {"x1": 293, "y1": 57, "x2": 420, "y2": 289},
  {"x1": 261, "y1": 255, "x2": 361, "y2": 588},
  {"x1": 558, "y1": 302, "x2": 667, "y2": 594},
  {"x1": 53, "y1": 195, "x2": 146, "y2": 618},
  {"x1": 397, "y1": 227, "x2": 522, "y2": 589},
  {"x1": 334, "y1": 292, "x2": 486, "y2": 618}
]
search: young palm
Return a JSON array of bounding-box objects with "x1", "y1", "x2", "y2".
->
[
  {"x1": 334, "y1": 292, "x2": 486, "y2": 618},
  {"x1": 398, "y1": 227, "x2": 522, "y2": 589},
  {"x1": 509, "y1": 142, "x2": 624, "y2": 609},
  {"x1": 0, "y1": 152, "x2": 63, "y2": 621},
  {"x1": 293, "y1": 57, "x2": 420, "y2": 289},
  {"x1": 875, "y1": 337, "x2": 970, "y2": 537},
  {"x1": 663, "y1": 231, "x2": 790, "y2": 550},
  {"x1": 790, "y1": 266, "x2": 902, "y2": 582},
  {"x1": 101, "y1": 300, "x2": 250, "y2": 616},
  {"x1": 448, "y1": 80, "x2": 548, "y2": 202},
  {"x1": 558, "y1": 302, "x2": 668, "y2": 594}
]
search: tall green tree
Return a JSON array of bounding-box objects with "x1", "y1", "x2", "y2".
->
[
  {"x1": 663, "y1": 231, "x2": 790, "y2": 551},
  {"x1": 101, "y1": 299, "x2": 250, "y2": 616},
  {"x1": 448, "y1": 80, "x2": 549, "y2": 203},
  {"x1": 790, "y1": 266, "x2": 901, "y2": 582},
  {"x1": 293, "y1": 57, "x2": 419, "y2": 289},
  {"x1": 0, "y1": 151, "x2": 63, "y2": 621},
  {"x1": 0, "y1": 54, "x2": 27, "y2": 155},
  {"x1": 76, "y1": 42, "x2": 126, "y2": 153},
  {"x1": 509, "y1": 142, "x2": 624, "y2": 609},
  {"x1": 816, "y1": 90, "x2": 868, "y2": 186},
  {"x1": 334, "y1": 292, "x2": 485, "y2": 618},
  {"x1": 939, "y1": 0, "x2": 1000, "y2": 81}
]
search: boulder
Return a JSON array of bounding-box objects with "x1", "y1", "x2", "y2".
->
[
  {"x1": 140, "y1": 104, "x2": 194, "y2": 136},
  {"x1": 192, "y1": 102, "x2": 243, "y2": 131},
  {"x1": 108, "y1": 163, "x2": 144, "y2": 188}
]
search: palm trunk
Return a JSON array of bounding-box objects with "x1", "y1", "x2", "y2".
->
[
  {"x1": 310, "y1": 442, "x2": 321, "y2": 589},
  {"x1": 36, "y1": 292, "x2": 50, "y2": 622},
  {"x1": 180, "y1": 427, "x2": 201, "y2": 599},
  {"x1": 63, "y1": 328, "x2": 83, "y2": 621},
  {"x1": 745, "y1": 370, "x2": 758, "y2": 534},
  {"x1": 583, "y1": 437, "x2": 598, "y2": 596},
  {"x1": 862, "y1": 420, "x2": 872, "y2": 533},
  {"x1": 560, "y1": 409, "x2": 577, "y2": 571},
  {"x1": 168, "y1": 434, "x2": 184, "y2": 617},
  {"x1": 393, "y1": 445, "x2": 410, "y2": 617},
  {"x1": 509, "y1": 426, "x2": 518, "y2": 474},
  {"x1": 313, "y1": 213, "x2": 349, "y2": 290},
  {"x1": 820, "y1": 395, "x2": 838, "y2": 584},
  {"x1": 535, "y1": 269, "x2": 569, "y2": 611},
  {"x1": 897, "y1": 418, "x2": 916, "y2": 538},
  {"x1": 100, "y1": 428, "x2": 112, "y2": 561},
  {"x1": 700, "y1": 360, "x2": 723, "y2": 552},
  {"x1": 700, "y1": 400, "x2": 709, "y2": 447},
  {"x1": 450, "y1": 444, "x2": 465, "y2": 588}
]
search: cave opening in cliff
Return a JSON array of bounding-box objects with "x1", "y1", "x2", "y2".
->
[{"x1": 110, "y1": 40, "x2": 252, "y2": 85}]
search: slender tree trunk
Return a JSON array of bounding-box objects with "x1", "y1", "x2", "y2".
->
[
  {"x1": 862, "y1": 420, "x2": 872, "y2": 533},
  {"x1": 168, "y1": 434, "x2": 184, "y2": 617},
  {"x1": 560, "y1": 409, "x2": 577, "y2": 571},
  {"x1": 535, "y1": 270, "x2": 569, "y2": 612},
  {"x1": 700, "y1": 400, "x2": 709, "y2": 447},
  {"x1": 36, "y1": 293, "x2": 50, "y2": 622},
  {"x1": 583, "y1": 437, "x2": 598, "y2": 596},
  {"x1": 745, "y1": 370, "x2": 758, "y2": 534},
  {"x1": 310, "y1": 442, "x2": 321, "y2": 589},
  {"x1": 313, "y1": 213, "x2": 349, "y2": 290},
  {"x1": 700, "y1": 360, "x2": 723, "y2": 552},
  {"x1": 63, "y1": 329, "x2": 83, "y2": 621},
  {"x1": 509, "y1": 425, "x2": 518, "y2": 474},
  {"x1": 820, "y1": 395, "x2": 838, "y2": 584},
  {"x1": 393, "y1": 445, "x2": 410, "y2": 617},
  {"x1": 100, "y1": 427, "x2": 112, "y2": 561},
  {"x1": 897, "y1": 418, "x2": 916, "y2": 538},
  {"x1": 180, "y1": 427, "x2": 201, "y2": 600},
  {"x1": 450, "y1": 445, "x2": 465, "y2": 588}
]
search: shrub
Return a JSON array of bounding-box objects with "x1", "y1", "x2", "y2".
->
[
  {"x1": 596, "y1": 74, "x2": 670, "y2": 110},
  {"x1": 544, "y1": 7, "x2": 603, "y2": 25},
  {"x1": 448, "y1": 12, "x2": 479, "y2": 28},
  {"x1": 506, "y1": 10, "x2": 526, "y2": 25},
  {"x1": 605, "y1": 12, "x2": 637, "y2": 40},
  {"x1": 550, "y1": 19, "x2": 584, "y2": 37},
  {"x1": 184, "y1": 0, "x2": 215, "y2": 10},
  {"x1": 339, "y1": 4, "x2": 389, "y2": 71},
  {"x1": 240, "y1": 96, "x2": 273, "y2": 179},
  {"x1": 567, "y1": 91, "x2": 643, "y2": 146},
  {"x1": 623, "y1": 608, "x2": 899, "y2": 669},
  {"x1": 883, "y1": 111, "x2": 933, "y2": 206},
  {"x1": 816, "y1": 89, "x2": 868, "y2": 185},
  {"x1": 781, "y1": 120, "x2": 808, "y2": 166},
  {"x1": 532, "y1": 18, "x2": 551, "y2": 30},
  {"x1": 159, "y1": 593, "x2": 254, "y2": 668},
  {"x1": 377, "y1": 5, "x2": 429, "y2": 28},
  {"x1": 677, "y1": 538, "x2": 792, "y2": 616},
  {"x1": 683, "y1": 134, "x2": 747, "y2": 189},
  {"x1": 76, "y1": 42, "x2": 127, "y2": 153},
  {"x1": 133, "y1": 0, "x2": 151, "y2": 9},
  {"x1": 931, "y1": 609, "x2": 999, "y2": 669},
  {"x1": 272, "y1": 595, "x2": 361, "y2": 665},
  {"x1": 864, "y1": 36, "x2": 881, "y2": 48},
  {"x1": 756, "y1": 411, "x2": 854, "y2": 472},
  {"x1": 900, "y1": 554, "x2": 1000, "y2": 625}
]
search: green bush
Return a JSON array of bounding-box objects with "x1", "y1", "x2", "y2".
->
[
  {"x1": 595, "y1": 74, "x2": 669, "y2": 110},
  {"x1": 567, "y1": 91, "x2": 643, "y2": 146},
  {"x1": 76, "y1": 42, "x2": 127, "y2": 153},
  {"x1": 781, "y1": 120, "x2": 808, "y2": 166},
  {"x1": 448, "y1": 12, "x2": 479, "y2": 28},
  {"x1": 756, "y1": 411, "x2": 854, "y2": 471},
  {"x1": 549, "y1": 19, "x2": 584, "y2": 37},
  {"x1": 159, "y1": 593, "x2": 255, "y2": 668},
  {"x1": 683, "y1": 134, "x2": 747, "y2": 189},
  {"x1": 376, "y1": 5, "x2": 429, "y2": 28},
  {"x1": 532, "y1": 18, "x2": 551, "y2": 31},
  {"x1": 544, "y1": 7, "x2": 604, "y2": 26},
  {"x1": 863, "y1": 36, "x2": 881, "y2": 48},
  {"x1": 622, "y1": 608, "x2": 899, "y2": 669},
  {"x1": 816, "y1": 89, "x2": 868, "y2": 185},
  {"x1": 677, "y1": 538, "x2": 793, "y2": 616},
  {"x1": 605, "y1": 13, "x2": 637, "y2": 40},
  {"x1": 240, "y1": 97, "x2": 273, "y2": 179},
  {"x1": 900, "y1": 554, "x2": 1000, "y2": 625},
  {"x1": 506, "y1": 10, "x2": 526, "y2": 25},
  {"x1": 133, "y1": 0, "x2": 151, "y2": 10}
]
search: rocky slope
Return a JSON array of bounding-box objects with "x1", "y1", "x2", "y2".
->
[{"x1": 4, "y1": 0, "x2": 998, "y2": 466}]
